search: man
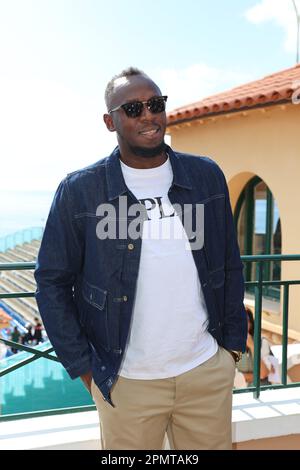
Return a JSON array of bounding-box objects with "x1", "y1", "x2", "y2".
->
[
  {"x1": 34, "y1": 67, "x2": 247, "y2": 450},
  {"x1": 33, "y1": 317, "x2": 43, "y2": 344}
]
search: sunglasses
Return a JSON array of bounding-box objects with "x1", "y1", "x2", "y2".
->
[{"x1": 109, "y1": 95, "x2": 168, "y2": 118}]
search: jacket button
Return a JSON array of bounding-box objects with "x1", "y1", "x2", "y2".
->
[
  {"x1": 101, "y1": 365, "x2": 106, "y2": 371},
  {"x1": 123, "y1": 295, "x2": 128, "y2": 302},
  {"x1": 128, "y1": 243, "x2": 134, "y2": 250}
]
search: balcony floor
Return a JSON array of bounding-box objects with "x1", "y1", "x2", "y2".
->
[{"x1": 1, "y1": 387, "x2": 300, "y2": 450}]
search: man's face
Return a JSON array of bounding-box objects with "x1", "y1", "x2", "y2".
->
[{"x1": 104, "y1": 75, "x2": 167, "y2": 158}]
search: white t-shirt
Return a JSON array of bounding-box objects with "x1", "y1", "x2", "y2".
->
[{"x1": 118, "y1": 156, "x2": 217, "y2": 379}]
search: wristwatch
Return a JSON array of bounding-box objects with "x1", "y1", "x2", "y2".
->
[{"x1": 228, "y1": 350, "x2": 242, "y2": 363}]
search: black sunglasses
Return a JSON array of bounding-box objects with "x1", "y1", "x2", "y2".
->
[{"x1": 109, "y1": 95, "x2": 168, "y2": 118}]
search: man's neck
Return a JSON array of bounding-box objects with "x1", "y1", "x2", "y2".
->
[{"x1": 119, "y1": 150, "x2": 167, "y2": 169}]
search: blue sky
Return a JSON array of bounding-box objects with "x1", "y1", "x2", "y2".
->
[{"x1": 0, "y1": 0, "x2": 299, "y2": 191}]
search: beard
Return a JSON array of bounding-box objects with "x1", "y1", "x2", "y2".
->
[{"x1": 128, "y1": 140, "x2": 167, "y2": 158}]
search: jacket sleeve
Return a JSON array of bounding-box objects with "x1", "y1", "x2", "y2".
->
[
  {"x1": 34, "y1": 178, "x2": 92, "y2": 379},
  {"x1": 219, "y1": 170, "x2": 248, "y2": 352}
]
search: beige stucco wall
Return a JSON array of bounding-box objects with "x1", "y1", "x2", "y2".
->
[
  {"x1": 233, "y1": 433, "x2": 300, "y2": 450},
  {"x1": 168, "y1": 103, "x2": 300, "y2": 334}
]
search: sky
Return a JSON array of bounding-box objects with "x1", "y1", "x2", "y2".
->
[{"x1": 0, "y1": 0, "x2": 299, "y2": 191}]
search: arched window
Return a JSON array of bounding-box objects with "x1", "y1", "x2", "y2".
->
[{"x1": 234, "y1": 176, "x2": 281, "y2": 300}]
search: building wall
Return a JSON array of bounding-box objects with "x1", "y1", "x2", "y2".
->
[
  {"x1": 168, "y1": 103, "x2": 300, "y2": 334},
  {"x1": 233, "y1": 433, "x2": 300, "y2": 450}
]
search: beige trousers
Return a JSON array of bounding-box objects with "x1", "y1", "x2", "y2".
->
[{"x1": 91, "y1": 346, "x2": 235, "y2": 450}]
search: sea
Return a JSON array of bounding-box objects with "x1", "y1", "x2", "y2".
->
[{"x1": 0, "y1": 190, "x2": 55, "y2": 240}]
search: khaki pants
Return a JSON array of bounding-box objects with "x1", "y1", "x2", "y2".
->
[{"x1": 91, "y1": 346, "x2": 235, "y2": 450}]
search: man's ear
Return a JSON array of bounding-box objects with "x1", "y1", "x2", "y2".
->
[{"x1": 103, "y1": 113, "x2": 115, "y2": 132}]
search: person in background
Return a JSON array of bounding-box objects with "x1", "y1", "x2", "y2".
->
[
  {"x1": 33, "y1": 317, "x2": 43, "y2": 344},
  {"x1": 21, "y1": 323, "x2": 34, "y2": 345},
  {"x1": 10, "y1": 326, "x2": 21, "y2": 353},
  {"x1": 237, "y1": 307, "x2": 272, "y2": 386}
]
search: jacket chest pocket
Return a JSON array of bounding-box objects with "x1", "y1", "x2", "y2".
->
[{"x1": 82, "y1": 280, "x2": 110, "y2": 352}]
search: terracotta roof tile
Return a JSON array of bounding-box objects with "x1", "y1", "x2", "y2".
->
[{"x1": 167, "y1": 64, "x2": 300, "y2": 125}]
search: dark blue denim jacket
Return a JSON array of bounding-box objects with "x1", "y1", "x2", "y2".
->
[{"x1": 34, "y1": 146, "x2": 247, "y2": 405}]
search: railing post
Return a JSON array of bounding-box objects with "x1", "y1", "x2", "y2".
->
[
  {"x1": 281, "y1": 284, "x2": 289, "y2": 385},
  {"x1": 253, "y1": 261, "x2": 263, "y2": 399}
]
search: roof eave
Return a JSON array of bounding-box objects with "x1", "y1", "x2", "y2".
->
[{"x1": 166, "y1": 98, "x2": 292, "y2": 129}]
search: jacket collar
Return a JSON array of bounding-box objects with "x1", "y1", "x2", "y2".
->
[{"x1": 105, "y1": 145, "x2": 192, "y2": 202}]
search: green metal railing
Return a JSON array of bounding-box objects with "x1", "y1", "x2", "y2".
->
[
  {"x1": 239, "y1": 254, "x2": 300, "y2": 399},
  {"x1": 0, "y1": 261, "x2": 96, "y2": 422},
  {"x1": 0, "y1": 255, "x2": 300, "y2": 422}
]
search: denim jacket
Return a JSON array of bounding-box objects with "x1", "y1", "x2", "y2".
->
[{"x1": 34, "y1": 146, "x2": 247, "y2": 405}]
